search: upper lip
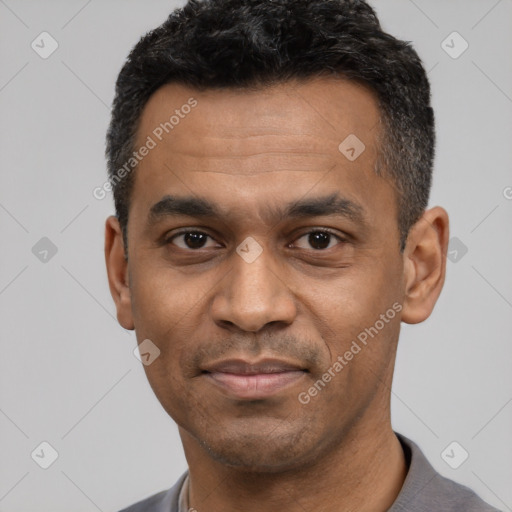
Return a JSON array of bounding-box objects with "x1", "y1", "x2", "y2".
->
[{"x1": 202, "y1": 358, "x2": 306, "y2": 375}]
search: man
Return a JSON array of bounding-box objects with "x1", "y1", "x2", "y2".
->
[{"x1": 104, "y1": 0, "x2": 500, "y2": 510}]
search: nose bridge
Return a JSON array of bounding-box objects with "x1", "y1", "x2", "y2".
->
[
  {"x1": 211, "y1": 240, "x2": 296, "y2": 332},
  {"x1": 234, "y1": 245, "x2": 279, "y2": 301}
]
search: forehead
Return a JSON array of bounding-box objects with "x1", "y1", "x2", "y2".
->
[
  {"x1": 129, "y1": 76, "x2": 395, "y2": 231},
  {"x1": 137, "y1": 76, "x2": 380, "y2": 150}
]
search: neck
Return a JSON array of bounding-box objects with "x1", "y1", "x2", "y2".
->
[{"x1": 180, "y1": 422, "x2": 407, "y2": 512}]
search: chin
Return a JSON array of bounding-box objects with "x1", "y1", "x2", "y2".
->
[{"x1": 194, "y1": 420, "x2": 320, "y2": 473}]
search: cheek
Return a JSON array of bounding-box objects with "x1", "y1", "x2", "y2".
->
[
  {"x1": 306, "y1": 261, "x2": 402, "y2": 386},
  {"x1": 129, "y1": 275, "x2": 193, "y2": 397},
  {"x1": 130, "y1": 262, "x2": 206, "y2": 338},
  {"x1": 301, "y1": 315, "x2": 400, "y2": 425},
  {"x1": 314, "y1": 268, "x2": 399, "y2": 334},
  {"x1": 141, "y1": 358, "x2": 194, "y2": 425}
]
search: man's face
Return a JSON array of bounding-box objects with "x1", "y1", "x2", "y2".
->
[{"x1": 118, "y1": 78, "x2": 407, "y2": 470}]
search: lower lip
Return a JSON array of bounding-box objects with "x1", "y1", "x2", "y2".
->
[{"x1": 205, "y1": 371, "x2": 306, "y2": 399}]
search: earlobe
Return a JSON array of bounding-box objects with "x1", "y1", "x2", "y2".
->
[
  {"x1": 104, "y1": 215, "x2": 135, "y2": 330},
  {"x1": 401, "y1": 207, "x2": 450, "y2": 325}
]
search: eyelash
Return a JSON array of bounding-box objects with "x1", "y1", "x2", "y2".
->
[{"x1": 165, "y1": 228, "x2": 347, "y2": 250}]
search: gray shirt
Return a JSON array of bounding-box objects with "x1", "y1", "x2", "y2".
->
[{"x1": 119, "y1": 433, "x2": 501, "y2": 511}]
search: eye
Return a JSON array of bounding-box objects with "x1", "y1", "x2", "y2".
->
[
  {"x1": 166, "y1": 229, "x2": 346, "y2": 252},
  {"x1": 166, "y1": 230, "x2": 220, "y2": 250},
  {"x1": 292, "y1": 230, "x2": 345, "y2": 250}
]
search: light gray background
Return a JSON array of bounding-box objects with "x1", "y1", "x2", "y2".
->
[{"x1": 1, "y1": 0, "x2": 511, "y2": 511}]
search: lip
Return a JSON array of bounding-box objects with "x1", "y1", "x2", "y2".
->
[
  {"x1": 202, "y1": 358, "x2": 307, "y2": 399},
  {"x1": 202, "y1": 358, "x2": 305, "y2": 374}
]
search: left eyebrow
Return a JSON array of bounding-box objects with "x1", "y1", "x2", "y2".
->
[
  {"x1": 273, "y1": 192, "x2": 366, "y2": 226},
  {"x1": 147, "y1": 192, "x2": 368, "y2": 229}
]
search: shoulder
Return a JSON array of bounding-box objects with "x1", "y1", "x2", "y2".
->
[
  {"x1": 390, "y1": 433, "x2": 502, "y2": 512},
  {"x1": 426, "y1": 473, "x2": 502, "y2": 511},
  {"x1": 117, "y1": 472, "x2": 188, "y2": 512}
]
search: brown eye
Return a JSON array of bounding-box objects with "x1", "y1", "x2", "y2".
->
[
  {"x1": 293, "y1": 230, "x2": 344, "y2": 250},
  {"x1": 167, "y1": 231, "x2": 218, "y2": 250}
]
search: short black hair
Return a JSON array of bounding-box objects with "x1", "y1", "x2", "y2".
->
[{"x1": 106, "y1": 0, "x2": 434, "y2": 253}]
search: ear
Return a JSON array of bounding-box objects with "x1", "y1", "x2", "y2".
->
[
  {"x1": 401, "y1": 206, "x2": 450, "y2": 324},
  {"x1": 104, "y1": 215, "x2": 134, "y2": 330}
]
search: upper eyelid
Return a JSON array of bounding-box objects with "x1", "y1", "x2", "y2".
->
[{"x1": 166, "y1": 229, "x2": 218, "y2": 241}]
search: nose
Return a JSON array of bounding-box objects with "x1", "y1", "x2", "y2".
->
[{"x1": 211, "y1": 243, "x2": 297, "y2": 333}]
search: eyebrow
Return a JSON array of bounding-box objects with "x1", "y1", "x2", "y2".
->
[{"x1": 147, "y1": 192, "x2": 367, "y2": 228}]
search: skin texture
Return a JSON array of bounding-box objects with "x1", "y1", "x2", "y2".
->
[{"x1": 105, "y1": 77, "x2": 449, "y2": 512}]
